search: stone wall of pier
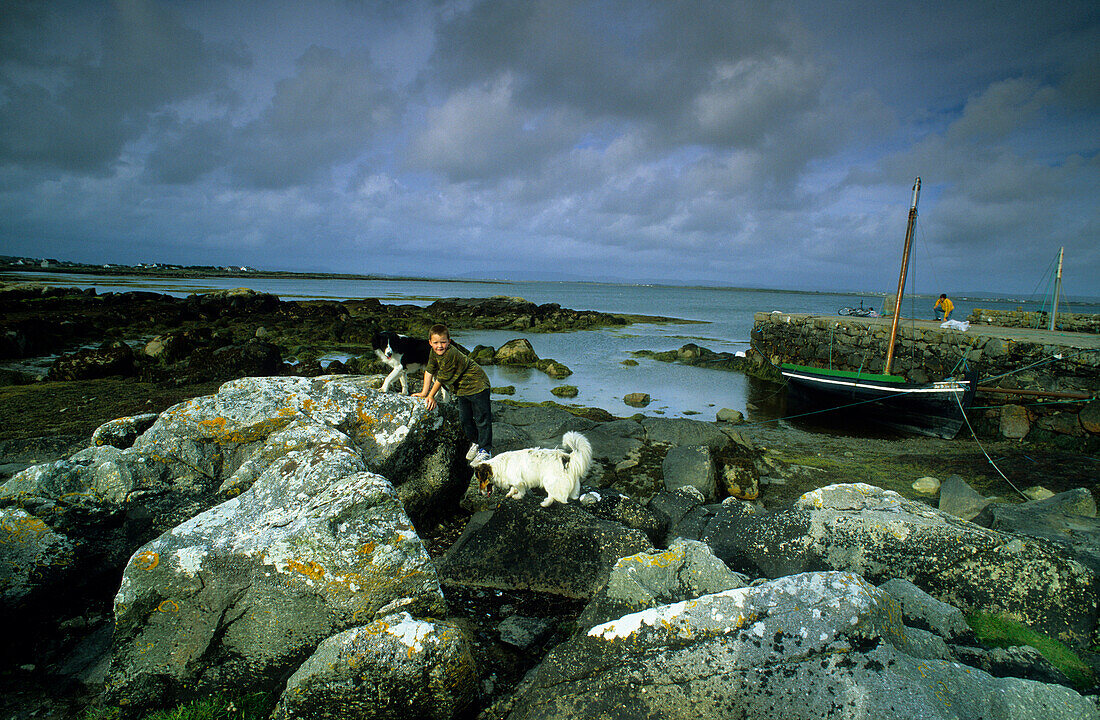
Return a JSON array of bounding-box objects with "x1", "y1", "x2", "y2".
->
[
  {"x1": 968, "y1": 309, "x2": 1100, "y2": 334},
  {"x1": 750, "y1": 312, "x2": 1099, "y2": 447}
]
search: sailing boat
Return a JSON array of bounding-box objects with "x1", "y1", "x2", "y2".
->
[{"x1": 778, "y1": 178, "x2": 975, "y2": 438}]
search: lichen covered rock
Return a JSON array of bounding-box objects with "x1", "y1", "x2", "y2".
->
[
  {"x1": 106, "y1": 454, "x2": 445, "y2": 711},
  {"x1": 504, "y1": 571, "x2": 1098, "y2": 720},
  {"x1": 703, "y1": 483, "x2": 1098, "y2": 645},
  {"x1": 274, "y1": 612, "x2": 478, "y2": 720}
]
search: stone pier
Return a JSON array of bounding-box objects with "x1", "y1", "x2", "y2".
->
[{"x1": 750, "y1": 312, "x2": 1100, "y2": 446}]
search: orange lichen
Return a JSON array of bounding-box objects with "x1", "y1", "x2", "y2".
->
[
  {"x1": 157, "y1": 599, "x2": 179, "y2": 613},
  {"x1": 1, "y1": 514, "x2": 48, "y2": 544},
  {"x1": 287, "y1": 558, "x2": 327, "y2": 583},
  {"x1": 197, "y1": 416, "x2": 228, "y2": 434},
  {"x1": 134, "y1": 551, "x2": 160, "y2": 571}
]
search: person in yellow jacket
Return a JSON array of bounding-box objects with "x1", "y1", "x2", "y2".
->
[{"x1": 933, "y1": 294, "x2": 954, "y2": 321}]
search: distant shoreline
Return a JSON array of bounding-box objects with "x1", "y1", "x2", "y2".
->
[
  {"x1": 2, "y1": 261, "x2": 1097, "y2": 306},
  {"x1": 0, "y1": 259, "x2": 879, "y2": 298}
]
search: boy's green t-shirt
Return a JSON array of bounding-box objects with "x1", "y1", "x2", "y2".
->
[{"x1": 426, "y1": 345, "x2": 490, "y2": 396}]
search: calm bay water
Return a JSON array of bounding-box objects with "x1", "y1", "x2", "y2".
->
[{"x1": 8, "y1": 270, "x2": 1094, "y2": 423}]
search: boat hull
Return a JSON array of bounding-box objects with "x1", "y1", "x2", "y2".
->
[{"x1": 780, "y1": 366, "x2": 973, "y2": 439}]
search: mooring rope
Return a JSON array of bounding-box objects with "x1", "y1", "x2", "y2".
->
[{"x1": 954, "y1": 392, "x2": 1030, "y2": 501}]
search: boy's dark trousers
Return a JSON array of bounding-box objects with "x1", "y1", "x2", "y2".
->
[{"x1": 457, "y1": 389, "x2": 492, "y2": 453}]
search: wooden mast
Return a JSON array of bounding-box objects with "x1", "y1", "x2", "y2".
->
[
  {"x1": 884, "y1": 177, "x2": 920, "y2": 375},
  {"x1": 1049, "y1": 246, "x2": 1063, "y2": 331}
]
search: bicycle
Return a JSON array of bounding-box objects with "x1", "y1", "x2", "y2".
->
[{"x1": 838, "y1": 300, "x2": 878, "y2": 317}]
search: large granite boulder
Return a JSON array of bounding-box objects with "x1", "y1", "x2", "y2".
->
[
  {"x1": 640, "y1": 417, "x2": 731, "y2": 449},
  {"x1": 701, "y1": 484, "x2": 1098, "y2": 645},
  {"x1": 2, "y1": 376, "x2": 467, "y2": 539},
  {"x1": 661, "y1": 445, "x2": 717, "y2": 500},
  {"x1": 106, "y1": 458, "x2": 445, "y2": 711},
  {"x1": 577, "y1": 539, "x2": 747, "y2": 631},
  {"x1": 0, "y1": 375, "x2": 470, "y2": 679},
  {"x1": 436, "y1": 497, "x2": 652, "y2": 599},
  {"x1": 274, "y1": 612, "x2": 478, "y2": 720},
  {"x1": 937, "y1": 474, "x2": 993, "y2": 523},
  {"x1": 0, "y1": 507, "x2": 77, "y2": 612},
  {"x1": 494, "y1": 338, "x2": 540, "y2": 366},
  {"x1": 877, "y1": 578, "x2": 974, "y2": 644},
  {"x1": 123, "y1": 375, "x2": 467, "y2": 528},
  {"x1": 989, "y1": 488, "x2": 1100, "y2": 573},
  {"x1": 503, "y1": 571, "x2": 1098, "y2": 720}
]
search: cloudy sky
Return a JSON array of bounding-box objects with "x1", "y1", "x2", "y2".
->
[{"x1": 1, "y1": 0, "x2": 1097, "y2": 296}]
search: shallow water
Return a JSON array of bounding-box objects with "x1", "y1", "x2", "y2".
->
[{"x1": 7, "y1": 270, "x2": 1090, "y2": 422}]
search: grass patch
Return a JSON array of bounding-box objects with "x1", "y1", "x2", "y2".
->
[
  {"x1": 84, "y1": 692, "x2": 272, "y2": 720},
  {"x1": 966, "y1": 612, "x2": 1095, "y2": 689}
]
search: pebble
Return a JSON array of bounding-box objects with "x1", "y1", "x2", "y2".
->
[
  {"x1": 1023, "y1": 486, "x2": 1054, "y2": 501},
  {"x1": 912, "y1": 476, "x2": 941, "y2": 495}
]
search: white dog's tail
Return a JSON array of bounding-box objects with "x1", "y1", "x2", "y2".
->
[{"x1": 561, "y1": 431, "x2": 592, "y2": 495}]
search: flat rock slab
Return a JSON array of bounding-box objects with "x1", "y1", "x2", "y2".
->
[{"x1": 437, "y1": 498, "x2": 652, "y2": 599}]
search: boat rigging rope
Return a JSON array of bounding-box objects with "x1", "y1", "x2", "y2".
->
[{"x1": 954, "y1": 392, "x2": 1030, "y2": 501}]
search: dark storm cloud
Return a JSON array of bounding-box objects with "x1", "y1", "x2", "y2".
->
[
  {"x1": 415, "y1": 0, "x2": 841, "y2": 192},
  {"x1": 0, "y1": 0, "x2": 248, "y2": 174},
  {"x1": 0, "y1": 0, "x2": 1096, "y2": 295},
  {"x1": 429, "y1": 0, "x2": 791, "y2": 124},
  {"x1": 146, "y1": 45, "x2": 398, "y2": 188}
]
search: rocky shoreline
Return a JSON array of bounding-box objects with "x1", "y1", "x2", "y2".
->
[{"x1": 2, "y1": 283, "x2": 1099, "y2": 718}]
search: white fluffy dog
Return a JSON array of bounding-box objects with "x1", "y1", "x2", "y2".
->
[{"x1": 475, "y1": 431, "x2": 592, "y2": 507}]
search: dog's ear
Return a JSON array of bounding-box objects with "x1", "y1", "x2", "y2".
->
[{"x1": 475, "y1": 463, "x2": 492, "y2": 488}]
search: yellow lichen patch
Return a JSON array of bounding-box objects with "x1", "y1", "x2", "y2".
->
[
  {"x1": 157, "y1": 599, "x2": 179, "y2": 613},
  {"x1": 197, "y1": 416, "x2": 228, "y2": 435},
  {"x1": 134, "y1": 551, "x2": 160, "y2": 571},
  {"x1": 356, "y1": 542, "x2": 376, "y2": 557},
  {"x1": 287, "y1": 558, "x2": 327, "y2": 583},
  {"x1": 625, "y1": 549, "x2": 680, "y2": 569},
  {"x1": 57, "y1": 491, "x2": 97, "y2": 505},
  {"x1": 354, "y1": 406, "x2": 378, "y2": 437},
  {"x1": 196, "y1": 414, "x2": 294, "y2": 445},
  {"x1": 1, "y1": 514, "x2": 48, "y2": 544}
]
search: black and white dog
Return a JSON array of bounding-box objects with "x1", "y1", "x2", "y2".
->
[{"x1": 371, "y1": 331, "x2": 433, "y2": 395}]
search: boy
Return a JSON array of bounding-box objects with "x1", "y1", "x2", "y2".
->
[{"x1": 413, "y1": 324, "x2": 492, "y2": 464}]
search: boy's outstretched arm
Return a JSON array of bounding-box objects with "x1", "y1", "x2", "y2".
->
[{"x1": 413, "y1": 371, "x2": 443, "y2": 410}]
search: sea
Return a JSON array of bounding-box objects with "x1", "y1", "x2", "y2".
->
[{"x1": 7, "y1": 270, "x2": 1097, "y2": 427}]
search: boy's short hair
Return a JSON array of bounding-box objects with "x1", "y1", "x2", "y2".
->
[{"x1": 429, "y1": 324, "x2": 450, "y2": 339}]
